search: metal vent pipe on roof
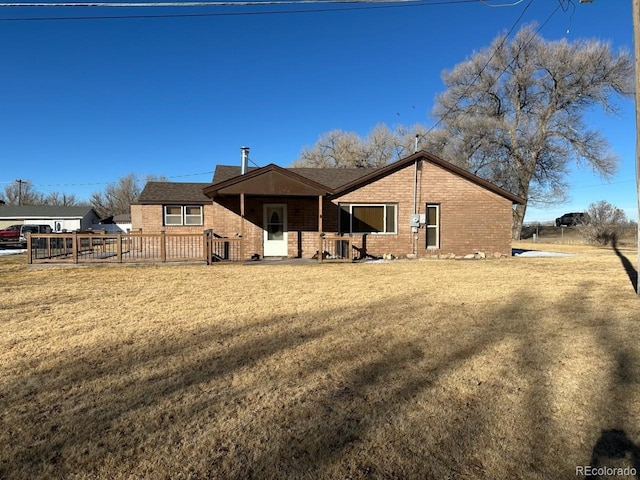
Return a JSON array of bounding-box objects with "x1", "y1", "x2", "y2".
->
[{"x1": 241, "y1": 146, "x2": 250, "y2": 175}]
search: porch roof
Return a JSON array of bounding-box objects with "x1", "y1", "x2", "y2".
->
[{"x1": 203, "y1": 164, "x2": 334, "y2": 197}]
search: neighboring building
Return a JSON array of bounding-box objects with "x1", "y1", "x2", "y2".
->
[
  {"x1": 0, "y1": 205, "x2": 100, "y2": 232},
  {"x1": 132, "y1": 150, "x2": 524, "y2": 260},
  {"x1": 97, "y1": 213, "x2": 132, "y2": 233}
]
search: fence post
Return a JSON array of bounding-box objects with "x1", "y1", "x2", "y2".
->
[
  {"x1": 204, "y1": 231, "x2": 210, "y2": 264},
  {"x1": 161, "y1": 230, "x2": 166, "y2": 262},
  {"x1": 26, "y1": 233, "x2": 32, "y2": 264},
  {"x1": 117, "y1": 234, "x2": 123, "y2": 263},
  {"x1": 72, "y1": 233, "x2": 78, "y2": 264},
  {"x1": 318, "y1": 234, "x2": 323, "y2": 263}
]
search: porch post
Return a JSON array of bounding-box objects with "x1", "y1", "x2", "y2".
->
[
  {"x1": 240, "y1": 193, "x2": 245, "y2": 261},
  {"x1": 318, "y1": 195, "x2": 323, "y2": 263}
]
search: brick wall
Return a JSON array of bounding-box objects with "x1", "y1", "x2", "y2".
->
[
  {"x1": 131, "y1": 204, "x2": 216, "y2": 235},
  {"x1": 210, "y1": 196, "x2": 324, "y2": 259},
  {"x1": 332, "y1": 160, "x2": 513, "y2": 258},
  {"x1": 131, "y1": 159, "x2": 514, "y2": 259}
]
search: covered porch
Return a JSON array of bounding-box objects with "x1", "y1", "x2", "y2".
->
[{"x1": 203, "y1": 164, "x2": 367, "y2": 262}]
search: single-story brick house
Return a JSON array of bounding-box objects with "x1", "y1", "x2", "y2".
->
[{"x1": 131, "y1": 150, "x2": 524, "y2": 260}]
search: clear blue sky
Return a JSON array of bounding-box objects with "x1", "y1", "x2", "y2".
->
[{"x1": 0, "y1": 0, "x2": 634, "y2": 223}]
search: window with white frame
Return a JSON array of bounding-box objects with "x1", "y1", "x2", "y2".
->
[
  {"x1": 426, "y1": 204, "x2": 440, "y2": 248},
  {"x1": 339, "y1": 204, "x2": 397, "y2": 234},
  {"x1": 163, "y1": 205, "x2": 203, "y2": 226}
]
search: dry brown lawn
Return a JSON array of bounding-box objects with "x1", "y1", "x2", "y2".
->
[{"x1": 1, "y1": 243, "x2": 640, "y2": 479}]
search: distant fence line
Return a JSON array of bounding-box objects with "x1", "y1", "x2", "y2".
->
[{"x1": 520, "y1": 225, "x2": 638, "y2": 244}]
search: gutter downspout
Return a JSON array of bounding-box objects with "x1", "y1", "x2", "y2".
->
[
  {"x1": 413, "y1": 135, "x2": 419, "y2": 256},
  {"x1": 413, "y1": 135, "x2": 419, "y2": 215}
]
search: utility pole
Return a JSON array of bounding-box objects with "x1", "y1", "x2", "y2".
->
[
  {"x1": 583, "y1": 0, "x2": 639, "y2": 295},
  {"x1": 634, "y1": 0, "x2": 640, "y2": 295},
  {"x1": 16, "y1": 179, "x2": 25, "y2": 206}
]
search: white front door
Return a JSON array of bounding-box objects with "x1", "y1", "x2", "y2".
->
[{"x1": 263, "y1": 204, "x2": 288, "y2": 257}]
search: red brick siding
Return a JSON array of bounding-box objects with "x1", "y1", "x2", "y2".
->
[
  {"x1": 131, "y1": 161, "x2": 513, "y2": 259},
  {"x1": 332, "y1": 161, "x2": 513, "y2": 257},
  {"x1": 210, "y1": 196, "x2": 324, "y2": 259},
  {"x1": 131, "y1": 204, "x2": 216, "y2": 234}
]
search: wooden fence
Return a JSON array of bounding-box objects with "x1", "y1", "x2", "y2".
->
[
  {"x1": 26, "y1": 231, "x2": 366, "y2": 265},
  {"x1": 27, "y1": 232, "x2": 243, "y2": 265}
]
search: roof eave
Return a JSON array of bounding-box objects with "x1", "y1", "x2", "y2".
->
[
  {"x1": 204, "y1": 163, "x2": 334, "y2": 197},
  {"x1": 330, "y1": 151, "x2": 525, "y2": 204}
]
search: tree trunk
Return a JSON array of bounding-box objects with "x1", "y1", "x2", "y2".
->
[{"x1": 512, "y1": 203, "x2": 527, "y2": 240}]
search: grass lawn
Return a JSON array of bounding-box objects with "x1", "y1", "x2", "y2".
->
[{"x1": 1, "y1": 243, "x2": 640, "y2": 479}]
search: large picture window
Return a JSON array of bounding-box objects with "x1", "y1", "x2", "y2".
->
[
  {"x1": 426, "y1": 204, "x2": 440, "y2": 248},
  {"x1": 339, "y1": 204, "x2": 397, "y2": 234},
  {"x1": 164, "y1": 205, "x2": 203, "y2": 226}
]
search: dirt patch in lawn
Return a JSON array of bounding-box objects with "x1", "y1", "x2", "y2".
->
[{"x1": 1, "y1": 246, "x2": 640, "y2": 479}]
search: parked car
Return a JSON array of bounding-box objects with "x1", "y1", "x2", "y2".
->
[
  {"x1": 0, "y1": 224, "x2": 52, "y2": 246},
  {"x1": 555, "y1": 212, "x2": 589, "y2": 227},
  {"x1": 18, "y1": 225, "x2": 52, "y2": 248},
  {"x1": 0, "y1": 224, "x2": 23, "y2": 242}
]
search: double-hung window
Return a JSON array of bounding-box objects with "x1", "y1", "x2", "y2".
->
[
  {"x1": 426, "y1": 204, "x2": 440, "y2": 248},
  {"x1": 164, "y1": 205, "x2": 203, "y2": 226},
  {"x1": 339, "y1": 204, "x2": 397, "y2": 234}
]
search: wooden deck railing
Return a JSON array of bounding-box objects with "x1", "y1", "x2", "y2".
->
[
  {"x1": 318, "y1": 234, "x2": 367, "y2": 263},
  {"x1": 27, "y1": 231, "x2": 243, "y2": 265},
  {"x1": 26, "y1": 231, "x2": 366, "y2": 265}
]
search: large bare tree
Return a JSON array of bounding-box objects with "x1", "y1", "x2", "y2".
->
[
  {"x1": 90, "y1": 173, "x2": 142, "y2": 219},
  {"x1": 293, "y1": 124, "x2": 428, "y2": 168},
  {"x1": 427, "y1": 24, "x2": 633, "y2": 238},
  {"x1": 90, "y1": 173, "x2": 168, "y2": 219}
]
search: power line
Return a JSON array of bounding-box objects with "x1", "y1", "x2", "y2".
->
[
  {"x1": 0, "y1": 171, "x2": 216, "y2": 189},
  {"x1": 0, "y1": 0, "x2": 478, "y2": 21},
  {"x1": 419, "y1": 0, "x2": 536, "y2": 138},
  {"x1": 0, "y1": 0, "x2": 432, "y2": 6},
  {"x1": 420, "y1": 0, "x2": 562, "y2": 141}
]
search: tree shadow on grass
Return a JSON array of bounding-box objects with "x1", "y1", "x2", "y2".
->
[
  {"x1": 1, "y1": 291, "x2": 516, "y2": 480},
  {"x1": 4, "y1": 281, "x2": 640, "y2": 479},
  {"x1": 587, "y1": 429, "x2": 640, "y2": 479},
  {"x1": 612, "y1": 239, "x2": 638, "y2": 292},
  {"x1": 0, "y1": 312, "x2": 334, "y2": 479}
]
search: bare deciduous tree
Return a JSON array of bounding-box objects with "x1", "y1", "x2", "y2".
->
[
  {"x1": 426, "y1": 24, "x2": 633, "y2": 238},
  {"x1": 90, "y1": 173, "x2": 142, "y2": 219},
  {"x1": 293, "y1": 129, "x2": 367, "y2": 168},
  {"x1": 1, "y1": 180, "x2": 44, "y2": 206},
  {"x1": 582, "y1": 200, "x2": 627, "y2": 245},
  {"x1": 43, "y1": 192, "x2": 84, "y2": 206},
  {"x1": 293, "y1": 124, "x2": 428, "y2": 168},
  {"x1": 90, "y1": 174, "x2": 168, "y2": 219}
]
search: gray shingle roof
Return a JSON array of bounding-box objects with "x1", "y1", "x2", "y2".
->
[
  {"x1": 134, "y1": 182, "x2": 211, "y2": 204},
  {"x1": 136, "y1": 155, "x2": 524, "y2": 205},
  {"x1": 0, "y1": 205, "x2": 96, "y2": 218},
  {"x1": 137, "y1": 167, "x2": 377, "y2": 204},
  {"x1": 211, "y1": 165, "x2": 376, "y2": 190}
]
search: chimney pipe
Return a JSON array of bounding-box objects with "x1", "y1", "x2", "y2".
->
[{"x1": 241, "y1": 146, "x2": 250, "y2": 175}]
